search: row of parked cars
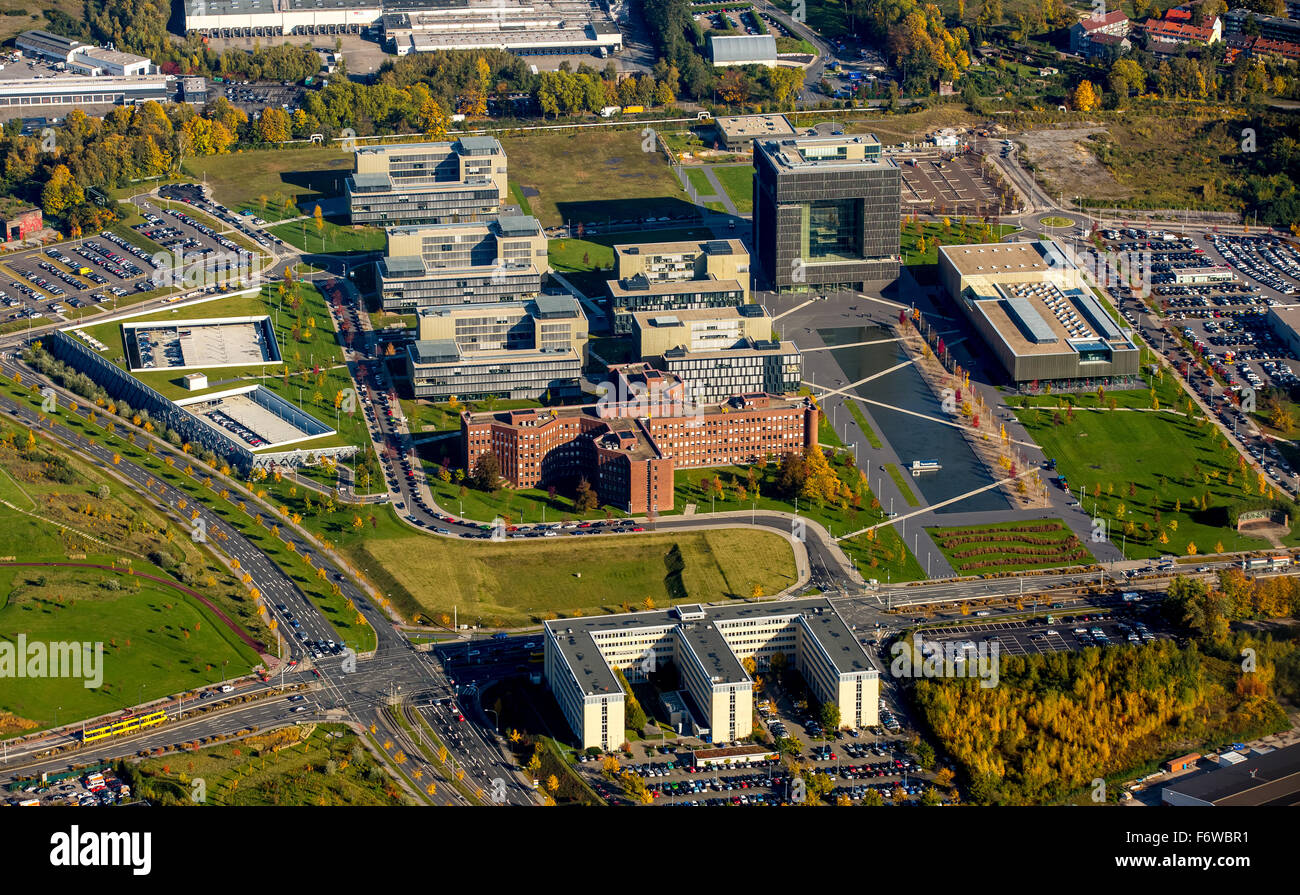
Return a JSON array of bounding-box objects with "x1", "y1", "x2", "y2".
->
[{"x1": 1214, "y1": 235, "x2": 1300, "y2": 295}]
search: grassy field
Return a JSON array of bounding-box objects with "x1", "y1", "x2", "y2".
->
[
  {"x1": 1080, "y1": 112, "x2": 1252, "y2": 214},
  {"x1": 821, "y1": 107, "x2": 985, "y2": 145},
  {"x1": 1017, "y1": 406, "x2": 1299, "y2": 558},
  {"x1": 0, "y1": 417, "x2": 271, "y2": 733},
  {"x1": 884, "y1": 463, "x2": 920, "y2": 507},
  {"x1": 125, "y1": 723, "x2": 411, "y2": 806},
  {"x1": 0, "y1": 565, "x2": 260, "y2": 733},
  {"x1": 684, "y1": 167, "x2": 713, "y2": 197},
  {"x1": 901, "y1": 220, "x2": 1017, "y2": 267},
  {"x1": 346, "y1": 511, "x2": 798, "y2": 626},
  {"x1": 402, "y1": 396, "x2": 540, "y2": 434},
  {"x1": 180, "y1": 147, "x2": 355, "y2": 218},
  {"x1": 268, "y1": 218, "x2": 386, "y2": 254},
  {"x1": 0, "y1": 4, "x2": 71, "y2": 44},
  {"x1": 425, "y1": 475, "x2": 631, "y2": 524},
  {"x1": 926, "y1": 519, "x2": 1095, "y2": 574},
  {"x1": 709, "y1": 165, "x2": 754, "y2": 213},
  {"x1": 0, "y1": 381, "x2": 377, "y2": 652},
  {"x1": 846, "y1": 400, "x2": 883, "y2": 449},
  {"x1": 501, "y1": 129, "x2": 694, "y2": 227}
]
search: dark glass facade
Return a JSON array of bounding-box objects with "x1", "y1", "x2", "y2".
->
[{"x1": 753, "y1": 144, "x2": 900, "y2": 292}]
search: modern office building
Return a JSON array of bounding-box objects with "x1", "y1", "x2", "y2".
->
[
  {"x1": 753, "y1": 134, "x2": 901, "y2": 292},
  {"x1": 544, "y1": 598, "x2": 879, "y2": 751},
  {"x1": 461, "y1": 388, "x2": 818, "y2": 513},
  {"x1": 656, "y1": 340, "x2": 802, "y2": 404},
  {"x1": 415, "y1": 294, "x2": 586, "y2": 354},
  {"x1": 345, "y1": 137, "x2": 507, "y2": 226},
  {"x1": 630, "y1": 305, "x2": 772, "y2": 358},
  {"x1": 1223, "y1": 8, "x2": 1300, "y2": 42},
  {"x1": 614, "y1": 238, "x2": 751, "y2": 302},
  {"x1": 378, "y1": 214, "x2": 548, "y2": 310},
  {"x1": 937, "y1": 241, "x2": 1141, "y2": 388},
  {"x1": 405, "y1": 294, "x2": 587, "y2": 400},
  {"x1": 607, "y1": 277, "x2": 747, "y2": 334},
  {"x1": 405, "y1": 341, "x2": 582, "y2": 402}
]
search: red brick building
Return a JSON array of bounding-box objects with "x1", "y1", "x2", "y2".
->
[
  {"x1": 461, "y1": 384, "x2": 819, "y2": 514},
  {"x1": 1, "y1": 199, "x2": 42, "y2": 244}
]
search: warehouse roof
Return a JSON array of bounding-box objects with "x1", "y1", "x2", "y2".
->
[{"x1": 709, "y1": 33, "x2": 778, "y2": 63}]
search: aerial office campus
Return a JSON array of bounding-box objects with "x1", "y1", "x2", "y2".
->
[{"x1": 1, "y1": 0, "x2": 1300, "y2": 825}]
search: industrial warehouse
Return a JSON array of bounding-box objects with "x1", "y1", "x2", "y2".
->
[
  {"x1": 544, "y1": 598, "x2": 880, "y2": 751},
  {"x1": 937, "y1": 240, "x2": 1141, "y2": 389},
  {"x1": 182, "y1": 0, "x2": 622, "y2": 57}
]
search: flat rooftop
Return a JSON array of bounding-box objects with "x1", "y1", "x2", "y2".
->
[
  {"x1": 714, "y1": 114, "x2": 794, "y2": 140},
  {"x1": 974, "y1": 281, "x2": 1131, "y2": 357},
  {"x1": 1164, "y1": 743, "x2": 1300, "y2": 806},
  {"x1": 939, "y1": 241, "x2": 1064, "y2": 278},
  {"x1": 608, "y1": 276, "x2": 745, "y2": 299},
  {"x1": 1268, "y1": 304, "x2": 1300, "y2": 332},
  {"x1": 545, "y1": 597, "x2": 876, "y2": 699},
  {"x1": 756, "y1": 134, "x2": 889, "y2": 172},
  {"x1": 410, "y1": 341, "x2": 580, "y2": 366},
  {"x1": 631, "y1": 305, "x2": 768, "y2": 327},
  {"x1": 615, "y1": 237, "x2": 747, "y2": 259},
  {"x1": 123, "y1": 318, "x2": 279, "y2": 372},
  {"x1": 661, "y1": 338, "x2": 798, "y2": 362}
]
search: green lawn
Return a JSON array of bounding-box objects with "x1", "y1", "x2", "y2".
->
[
  {"x1": 671, "y1": 450, "x2": 926, "y2": 582},
  {"x1": 402, "y1": 396, "x2": 541, "y2": 434},
  {"x1": 548, "y1": 226, "x2": 715, "y2": 299},
  {"x1": 684, "y1": 167, "x2": 713, "y2": 198},
  {"x1": 0, "y1": 565, "x2": 260, "y2": 733},
  {"x1": 846, "y1": 401, "x2": 883, "y2": 449},
  {"x1": 501, "y1": 128, "x2": 695, "y2": 228},
  {"x1": 426, "y1": 475, "x2": 631, "y2": 524},
  {"x1": 709, "y1": 165, "x2": 754, "y2": 214},
  {"x1": 1016, "y1": 405, "x2": 1298, "y2": 558},
  {"x1": 884, "y1": 463, "x2": 920, "y2": 507},
  {"x1": 180, "y1": 146, "x2": 354, "y2": 218},
  {"x1": 926, "y1": 519, "x2": 1095, "y2": 575},
  {"x1": 0, "y1": 383, "x2": 378, "y2": 653},
  {"x1": 901, "y1": 221, "x2": 1016, "y2": 267},
  {"x1": 349, "y1": 513, "x2": 800, "y2": 627},
  {"x1": 268, "y1": 218, "x2": 386, "y2": 255}
]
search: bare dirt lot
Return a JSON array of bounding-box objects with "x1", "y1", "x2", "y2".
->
[{"x1": 1015, "y1": 125, "x2": 1130, "y2": 201}]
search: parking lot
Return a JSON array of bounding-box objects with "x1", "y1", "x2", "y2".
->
[
  {"x1": 210, "y1": 79, "x2": 307, "y2": 116},
  {"x1": 899, "y1": 153, "x2": 1004, "y2": 215},
  {"x1": 924, "y1": 607, "x2": 1169, "y2": 659},
  {"x1": 583, "y1": 733, "x2": 940, "y2": 806},
  {"x1": 1098, "y1": 228, "x2": 1300, "y2": 478},
  {"x1": 0, "y1": 185, "x2": 280, "y2": 329},
  {"x1": 0, "y1": 235, "x2": 160, "y2": 326}
]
